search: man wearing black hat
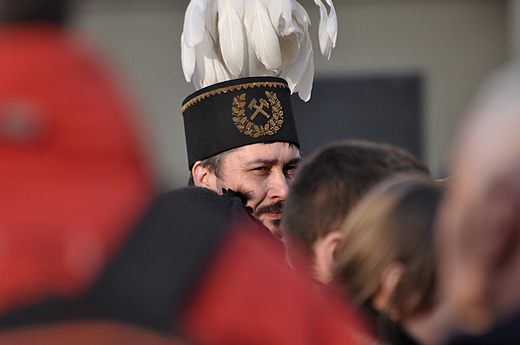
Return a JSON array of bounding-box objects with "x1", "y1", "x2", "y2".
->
[
  {"x1": 180, "y1": 1, "x2": 338, "y2": 239},
  {"x1": 183, "y1": 77, "x2": 301, "y2": 238}
]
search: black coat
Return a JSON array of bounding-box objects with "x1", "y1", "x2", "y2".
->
[{"x1": 86, "y1": 186, "x2": 267, "y2": 332}]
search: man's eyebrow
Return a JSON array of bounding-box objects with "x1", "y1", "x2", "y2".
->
[
  {"x1": 246, "y1": 158, "x2": 279, "y2": 166},
  {"x1": 286, "y1": 157, "x2": 302, "y2": 166},
  {"x1": 246, "y1": 157, "x2": 302, "y2": 167}
]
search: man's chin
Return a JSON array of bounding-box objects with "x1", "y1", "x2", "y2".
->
[{"x1": 260, "y1": 218, "x2": 283, "y2": 239}]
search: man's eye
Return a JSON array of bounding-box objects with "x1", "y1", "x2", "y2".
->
[{"x1": 284, "y1": 165, "x2": 297, "y2": 178}]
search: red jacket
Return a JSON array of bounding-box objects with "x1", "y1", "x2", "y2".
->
[
  {"x1": 0, "y1": 22, "x2": 154, "y2": 316},
  {"x1": 182, "y1": 227, "x2": 376, "y2": 345}
]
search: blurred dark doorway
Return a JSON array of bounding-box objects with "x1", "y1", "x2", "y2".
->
[{"x1": 291, "y1": 74, "x2": 422, "y2": 160}]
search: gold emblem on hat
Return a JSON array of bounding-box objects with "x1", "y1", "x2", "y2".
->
[{"x1": 232, "y1": 91, "x2": 284, "y2": 138}]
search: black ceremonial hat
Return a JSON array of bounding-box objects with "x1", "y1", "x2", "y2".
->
[{"x1": 182, "y1": 76, "x2": 300, "y2": 170}]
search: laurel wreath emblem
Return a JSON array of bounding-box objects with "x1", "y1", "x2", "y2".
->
[{"x1": 232, "y1": 91, "x2": 284, "y2": 138}]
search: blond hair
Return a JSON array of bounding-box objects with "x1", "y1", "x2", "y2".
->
[{"x1": 334, "y1": 174, "x2": 444, "y2": 320}]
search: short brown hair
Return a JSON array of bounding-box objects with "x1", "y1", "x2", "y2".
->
[
  {"x1": 334, "y1": 175, "x2": 443, "y2": 320},
  {"x1": 281, "y1": 140, "x2": 430, "y2": 256},
  {"x1": 197, "y1": 149, "x2": 235, "y2": 179}
]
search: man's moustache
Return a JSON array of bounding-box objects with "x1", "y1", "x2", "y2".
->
[{"x1": 255, "y1": 202, "x2": 283, "y2": 217}]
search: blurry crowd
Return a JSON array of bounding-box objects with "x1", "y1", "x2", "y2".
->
[{"x1": 2, "y1": 1, "x2": 520, "y2": 344}]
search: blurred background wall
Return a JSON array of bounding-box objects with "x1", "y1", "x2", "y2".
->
[{"x1": 71, "y1": 0, "x2": 515, "y2": 189}]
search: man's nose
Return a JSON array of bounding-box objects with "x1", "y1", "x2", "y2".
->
[{"x1": 267, "y1": 170, "x2": 290, "y2": 200}]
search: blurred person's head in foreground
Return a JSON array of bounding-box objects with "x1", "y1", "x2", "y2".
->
[
  {"x1": 281, "y1": 140, "x2": 430, "y2": 283},
  {"x1": 334, "y1": 175, "x2": 444, "y2": 344},
  {"x1": 435, "y1": 61, "x2": 520, "y2": 343},
  {"x1": 0, "y1": 5, "x2": 155, "y2": 316}
]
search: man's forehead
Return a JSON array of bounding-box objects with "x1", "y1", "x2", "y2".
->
[{"x1": 230, "y1": 142, "x2": 300, "y2": 163}]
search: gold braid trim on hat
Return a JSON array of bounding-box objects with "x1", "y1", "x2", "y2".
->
[{"x1": 182, "y1": 81, "x2": 288, "y2": 114}]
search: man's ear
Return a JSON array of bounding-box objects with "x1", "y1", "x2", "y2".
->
[
  {"x1": 191, "y1": 161, "x2": 217, "y2": 189},
  {"x1": 372, "y1": 262, "x2": 408, "y2": 321},
  {"x1": 313, "y1": 230, "x2": 343, "y2": 284}
]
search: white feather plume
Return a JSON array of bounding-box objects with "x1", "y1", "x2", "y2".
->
[
  {"x1": 244, "y1": 0, "x2": 282, "y2": 74},
  {"x1": 191, "y1": 30, "x2": 230, "y2": 89},
  {"x1": 180, "y1": 0, "x2": 337, "y2": 101},
  {"x1": 181, "y1": 0, "x2": 209, "y2": 82},
  {"x1": 314, "y1": 0, "x2": 337, "y2": 60},
  {"x1": 218, "y1": 0, "x2": 245, "y2": 78},
  {"x1": 266, "y1": 0, "x2": 293, "y2": 35}
]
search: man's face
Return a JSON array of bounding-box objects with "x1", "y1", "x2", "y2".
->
[{"x1": 214, "y1": 142, "x2": 300, "y2": 238}]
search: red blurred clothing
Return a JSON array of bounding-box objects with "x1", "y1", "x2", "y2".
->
[
  {"x1": 182, "y1": 227, "x2": 377, "y2": 345},
  {"x1": 0, "y1": 321, "x2": 186, "y2": 345},
  {"x1": 0, "y1": 22, "x2": 154, "y2": 316}
]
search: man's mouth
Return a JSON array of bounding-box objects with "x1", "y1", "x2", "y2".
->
[{"x1": 255, "y1": 202, "x2": 283, "y2": 218}]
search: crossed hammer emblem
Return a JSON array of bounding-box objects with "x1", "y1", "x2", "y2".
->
[{"x1": 248, "y1": 98, "x2": 270, "y2": 121}]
